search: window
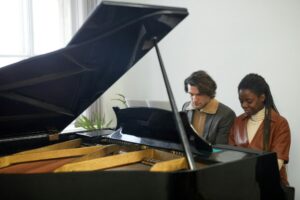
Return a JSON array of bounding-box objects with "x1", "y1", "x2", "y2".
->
[
  {"x1": 0, "y1": 0, "x2": 73, "y2": 67},
  {"x1": 0, "y1": 0, "x2": 101, "y2": 131}
]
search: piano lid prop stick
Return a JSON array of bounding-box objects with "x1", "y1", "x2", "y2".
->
[{"x1": 152, "y1": 37, "x2": 196, "y2": 170}]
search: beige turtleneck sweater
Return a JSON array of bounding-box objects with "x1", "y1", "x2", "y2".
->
[
  {"x1": 247, "y1": 107, "x2": 265, "y2": 143},
  {"x1": 192, "y1": 99, "x2": 219, "y2": 137}
]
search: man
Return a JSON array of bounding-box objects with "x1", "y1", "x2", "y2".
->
[{"x1": 182, "y1": 70, "x2": 235, "y2": 144}]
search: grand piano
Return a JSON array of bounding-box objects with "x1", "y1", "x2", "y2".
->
[{"x1": 0, "y1": 1, "x2": 288, "y2": 200}]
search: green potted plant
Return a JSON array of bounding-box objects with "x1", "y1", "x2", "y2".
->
[
  {"x1": 75, "y1": 112, "x2": 112, "y2": 130},
  {"x1": 75, "y1": 93, "x2": 126, "y2": 130}
]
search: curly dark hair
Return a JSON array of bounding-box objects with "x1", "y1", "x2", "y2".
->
[{"x1": 184, "y1": 70, "x2": 217, "y2": 98}]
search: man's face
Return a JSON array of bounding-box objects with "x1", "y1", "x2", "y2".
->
[
  {"x1": 239, "y1": 89, "x2": 265, "y2": 116},
  {"x1": 187, "y1": 84, "x2": 211, "y2": 109}
]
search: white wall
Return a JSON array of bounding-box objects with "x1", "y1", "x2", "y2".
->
[{"x1": 101, "y1": 0, "x2": 300, "y2": 197}]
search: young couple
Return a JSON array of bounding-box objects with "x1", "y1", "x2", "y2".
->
[{"x1": 182, "y1": 70, "x2": 291, "y2": 186}]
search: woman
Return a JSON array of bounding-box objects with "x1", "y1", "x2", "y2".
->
[{"x1": 229, "y1": 73, "x2": 291, "y2": 186}]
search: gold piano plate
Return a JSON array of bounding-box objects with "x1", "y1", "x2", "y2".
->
[{"x1": 0, "y1": 139, "x2": 208, "y2": 174}]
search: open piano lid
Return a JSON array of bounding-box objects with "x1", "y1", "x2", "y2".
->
[{"x1": 0, "y1": 1, "x2": 188, "y2": 138}]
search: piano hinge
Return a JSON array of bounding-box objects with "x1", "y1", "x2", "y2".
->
[
  {"x1": 170, "y1": 150, "x2": 184, "y2": 156},
  {"x1": 142, "y1": 158, "x2": 161, "y2": 166}
]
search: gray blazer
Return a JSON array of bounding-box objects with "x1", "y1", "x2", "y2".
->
[{"x1": 182, "y1": 101, "x2": 236, "y2": 144}]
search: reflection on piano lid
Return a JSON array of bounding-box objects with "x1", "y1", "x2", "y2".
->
[{"x1": 0, "y1": 1, "x2": 188, "y2": 139}]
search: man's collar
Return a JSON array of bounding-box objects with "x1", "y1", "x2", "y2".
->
[
  {"x1": 201, "y1": 98, "x2": 219, "y2": 114},
  {"x1": 185, "y1": 99, "x2": 219, "y2": 114}
]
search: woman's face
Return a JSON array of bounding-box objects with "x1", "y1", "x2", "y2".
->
[{"x1": 239, "y1": 89, "x2": 265, "y2": 116}]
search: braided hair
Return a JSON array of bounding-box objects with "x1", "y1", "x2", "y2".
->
[{"x1": 238, "y1": 73, "x2": 278, "y2": 151}]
